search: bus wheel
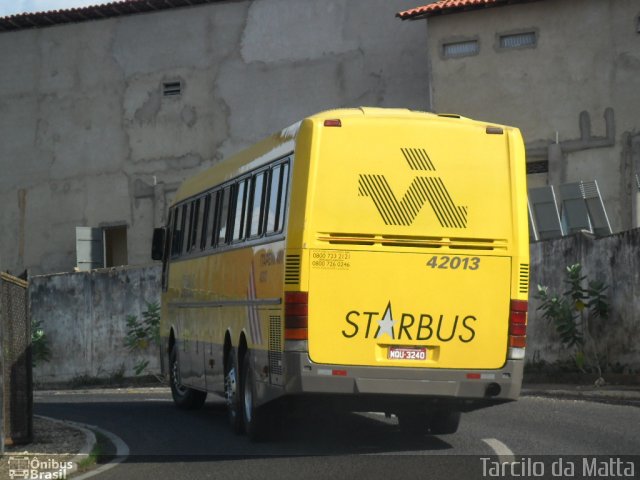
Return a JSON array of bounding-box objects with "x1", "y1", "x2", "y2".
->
[
  {"x1": 224, "y1": 348, "x2": 243, "y2": 434},
  {"x1": 240, "y1": 353, "x2": 270, "y2": 442},
  {"x1": 169, "y1": 346, "x2": 207, "y2": 409},
  {"x1": 429, "y1": 410, "x2": 461, "y2": 435}
]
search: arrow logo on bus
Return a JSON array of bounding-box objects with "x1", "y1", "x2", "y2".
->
[{"x1": 358, "y1": 148, "x2": 468, "y2": 228}]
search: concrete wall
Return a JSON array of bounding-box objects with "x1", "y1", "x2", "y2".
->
[
  {"x1": 28, "y1": 230, "x2": 639, "y2": 385},
  {"x1": 29, "y1": 264, "x2": 162, "y2": 384},
  {"x1": 528, "y1": 229, "x2": 640, "y2": 371},
  {"x1": 0, "y1": 0, "x2": 429, "y2": 276},
  {"x1": 424, "y1": 0, "x2": 640, "y2": 232}
]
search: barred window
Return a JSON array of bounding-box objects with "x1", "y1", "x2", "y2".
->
[
  {"x1": 499, "y1": 32, "x2": 537, "y2": 49},
  {"x1": 442, "y1": 40, "x2": 479, "y2": 58}
]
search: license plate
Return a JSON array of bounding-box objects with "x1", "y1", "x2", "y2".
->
[{"x1": 388, "y1": 346, "x2": 427, "y2": 361}]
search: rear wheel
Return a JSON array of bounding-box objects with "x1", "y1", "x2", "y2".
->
[
  {"x1": 224, "y1": 348, "x2": 243, "y2": 434},
  {"x1": 169, "y1": 345, "x2": 207, "y2": 409},
  {"x1": 240, "y1": 352, "x2": 270, "y2": 442},
  {"x1": 430, "y1": 409, "x2": 461, "y2": 435},
  {"x1": 396, "y1": 409, "x2": 461, "y2": 435}
]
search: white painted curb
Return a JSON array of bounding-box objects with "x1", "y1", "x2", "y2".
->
[
  {"x1": 33, "y1": 415, "x2": 130, "y2": 479},
  {"x1": 33, "y1": 415, "x2": 96, "y2": 477}
]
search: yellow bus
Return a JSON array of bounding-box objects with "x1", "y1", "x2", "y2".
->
[{"x1": 152, "y1": 107, "x2": 529, "y2": 441}]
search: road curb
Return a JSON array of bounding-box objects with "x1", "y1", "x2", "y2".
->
[
  {"x1": 35, "y1": 386, "x2": 171, "y2": 396},
  {"x1": 33, "y1": 415, "x2": 130, "y2": 479},
  {"x1": 521, "y1": 389, "x2": 640, "y2": 408},
  {"x1": 71, "y1": 423, "x2": 130, "y2": 480},
  {"x1": 34, "y1": 415, "x2": 96, "y2": 477}
]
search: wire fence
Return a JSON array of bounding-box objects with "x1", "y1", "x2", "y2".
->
[{"x1": 0, "y1": 272, "x2": 32, "y2": 446}]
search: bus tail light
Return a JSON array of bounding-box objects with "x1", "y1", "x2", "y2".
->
[
  {"x1": 508, "y1": 299, "x2": 527, "y2": 359},
  {"x1": 324, "y1": 119, "x2": 342, "y2": 127},
  {"x1": 285, "y1": 291, "x2": 308, "y2": 340}
]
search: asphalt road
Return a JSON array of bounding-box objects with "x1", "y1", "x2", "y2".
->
[{"x1": 34, "y1": 389, "x2": 640, "y2": 480}]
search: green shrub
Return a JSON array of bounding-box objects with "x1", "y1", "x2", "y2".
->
[
  {"x1": 31, "y1": 318, "x2": 51, "y2": 367},
  {"x1": 535, "y1": 264, "x2": 608, "y2": 380},
  {"x1": 125, "y1": 301, "x2": 160, "y2": 375}
]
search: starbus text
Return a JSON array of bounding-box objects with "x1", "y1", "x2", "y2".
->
[{"x1": 341, "y1": 310, "x2": 476, "y2": 342}]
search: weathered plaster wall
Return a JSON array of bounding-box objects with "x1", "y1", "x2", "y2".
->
[
  {"x1": 529, "y1": 229, "x2": 640, "y2": 370},
  {"x1": 425, "y1": 0, "x2": 640, "y2": 232},
  {"x1": 0, "y1": 0, "x2": 429, "y2": 275},
  {"x1": 29, "y1": 264, "x2": 162, "y2": 383}
]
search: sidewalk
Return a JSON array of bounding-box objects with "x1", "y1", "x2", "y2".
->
[
  {"x1": 1, "y1": 415, "x2": 96, "y2": 478},
  {"x1": 522, "y1": 383, "x2": 640, "y2": 407}
]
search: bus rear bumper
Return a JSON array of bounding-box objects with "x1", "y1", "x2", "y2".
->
[{"x1": 282, "y1": 352, "x2": 523, "y2": 408}]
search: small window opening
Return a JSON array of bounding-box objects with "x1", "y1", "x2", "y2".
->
[
  {"x1": 104, "y1": 226, "x2": 128, "y2": 267},
  {"x1": 163, "y1": 81, "x2": 182, "y2": 97},
  {"x1": 75, "y1": 225, "x2": 128, "y2": 271},
  {"x1": 499, "y1": 32, "x2": 537, "y2": 49},
  {"x1": 442, "y1": 40, "x2": 479, "y2": 58}
]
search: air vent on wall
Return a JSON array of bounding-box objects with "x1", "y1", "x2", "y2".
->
[
  {"x1": 526, "y1": 161, "x2": 549, "y2": 174},
  {"x1": 162, "y1": 81, "x2": 182, "y2": 97}
]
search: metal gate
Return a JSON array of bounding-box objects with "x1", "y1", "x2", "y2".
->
[{"x1": 0, "y1": 272, "x2": 32, "y2": 445}]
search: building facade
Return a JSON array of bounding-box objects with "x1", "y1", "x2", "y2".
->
[
  {"x1": 399, "y1": 0, "x2": 640, "y2": 234},
  {"x1": 1, "y1": 0, "x2": 429, "y2": 275}
]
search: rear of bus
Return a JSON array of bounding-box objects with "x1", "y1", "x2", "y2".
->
[{"x1": 283, "y1": 108, "x2": 529, "y2": 415}]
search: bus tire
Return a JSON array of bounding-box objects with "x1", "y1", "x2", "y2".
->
[
  {"x1": 224, "y1": 348, "x2": 243, "y2": 434},
  {"x1": 429, "y1": 410, "x2": 461, "y2": 435},
  {"x1": 240, "y1": 352, "x2": 270, "y2": 442},
  {"x1": 169, "y1": 346, "x2": 207, "y2": 410}
]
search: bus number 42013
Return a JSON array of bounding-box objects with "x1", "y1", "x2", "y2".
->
[{"x1": 426, "y1": 256, "x2": 480, "y2": 270}]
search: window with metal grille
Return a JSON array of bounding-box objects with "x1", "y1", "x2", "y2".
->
[
  {"x1": 442, "y1": 40, "x2": 479, "y2": 58},
  {"x1": 526, "y1": 161, "x2": 549, "y2": 174},
  {"x1": 162, "y1": 81, "x2": 181, "y2": 96},
  {"x1": 499, "y1": 31, "x2": 537, "y2": 49}
]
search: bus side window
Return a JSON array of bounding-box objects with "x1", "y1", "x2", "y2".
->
[
  {"x1": 217, "y1": 187, "x2": 231, "y2": 245},
  {"x1": 232, "y1": 179, "x2": 249, "y2": 242},
  {"x1": 190, "y1": 198, "x2": 202, "y2": 252},
  {"x1": 162, "y1": 209, "x2": 174, "y2": 290},
  {"x1": 200, "y1": 194, "x2": 211, "y2": 250},
  {"x1": 183, "y1": 202, "x2": 194, "y2": 255},
  {"x1": 266, "y1": 161, "x2": 289, "y2": 234},
  {"x1": 208, "y1": 191, "x2": 219, "y2": 248},
  {"x1": 247, "y1": 171, "x2": 266, "y2": 238},
  {"x1": 177, "y1": 204, "x2": 188, "y2": 255},
  {"x1": 265, "y1": 165, "x2": 281, "y2": 234},
  {"x1": 169, "y1": 207, "x2": 178, "y2": 258},
  {"x1": 277, "y1": 162, "x2": 290, "y2": 232}
]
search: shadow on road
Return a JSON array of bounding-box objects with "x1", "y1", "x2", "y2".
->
[{"x1": 36, "y1": 396, "x2": 455, "y2": 459}]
